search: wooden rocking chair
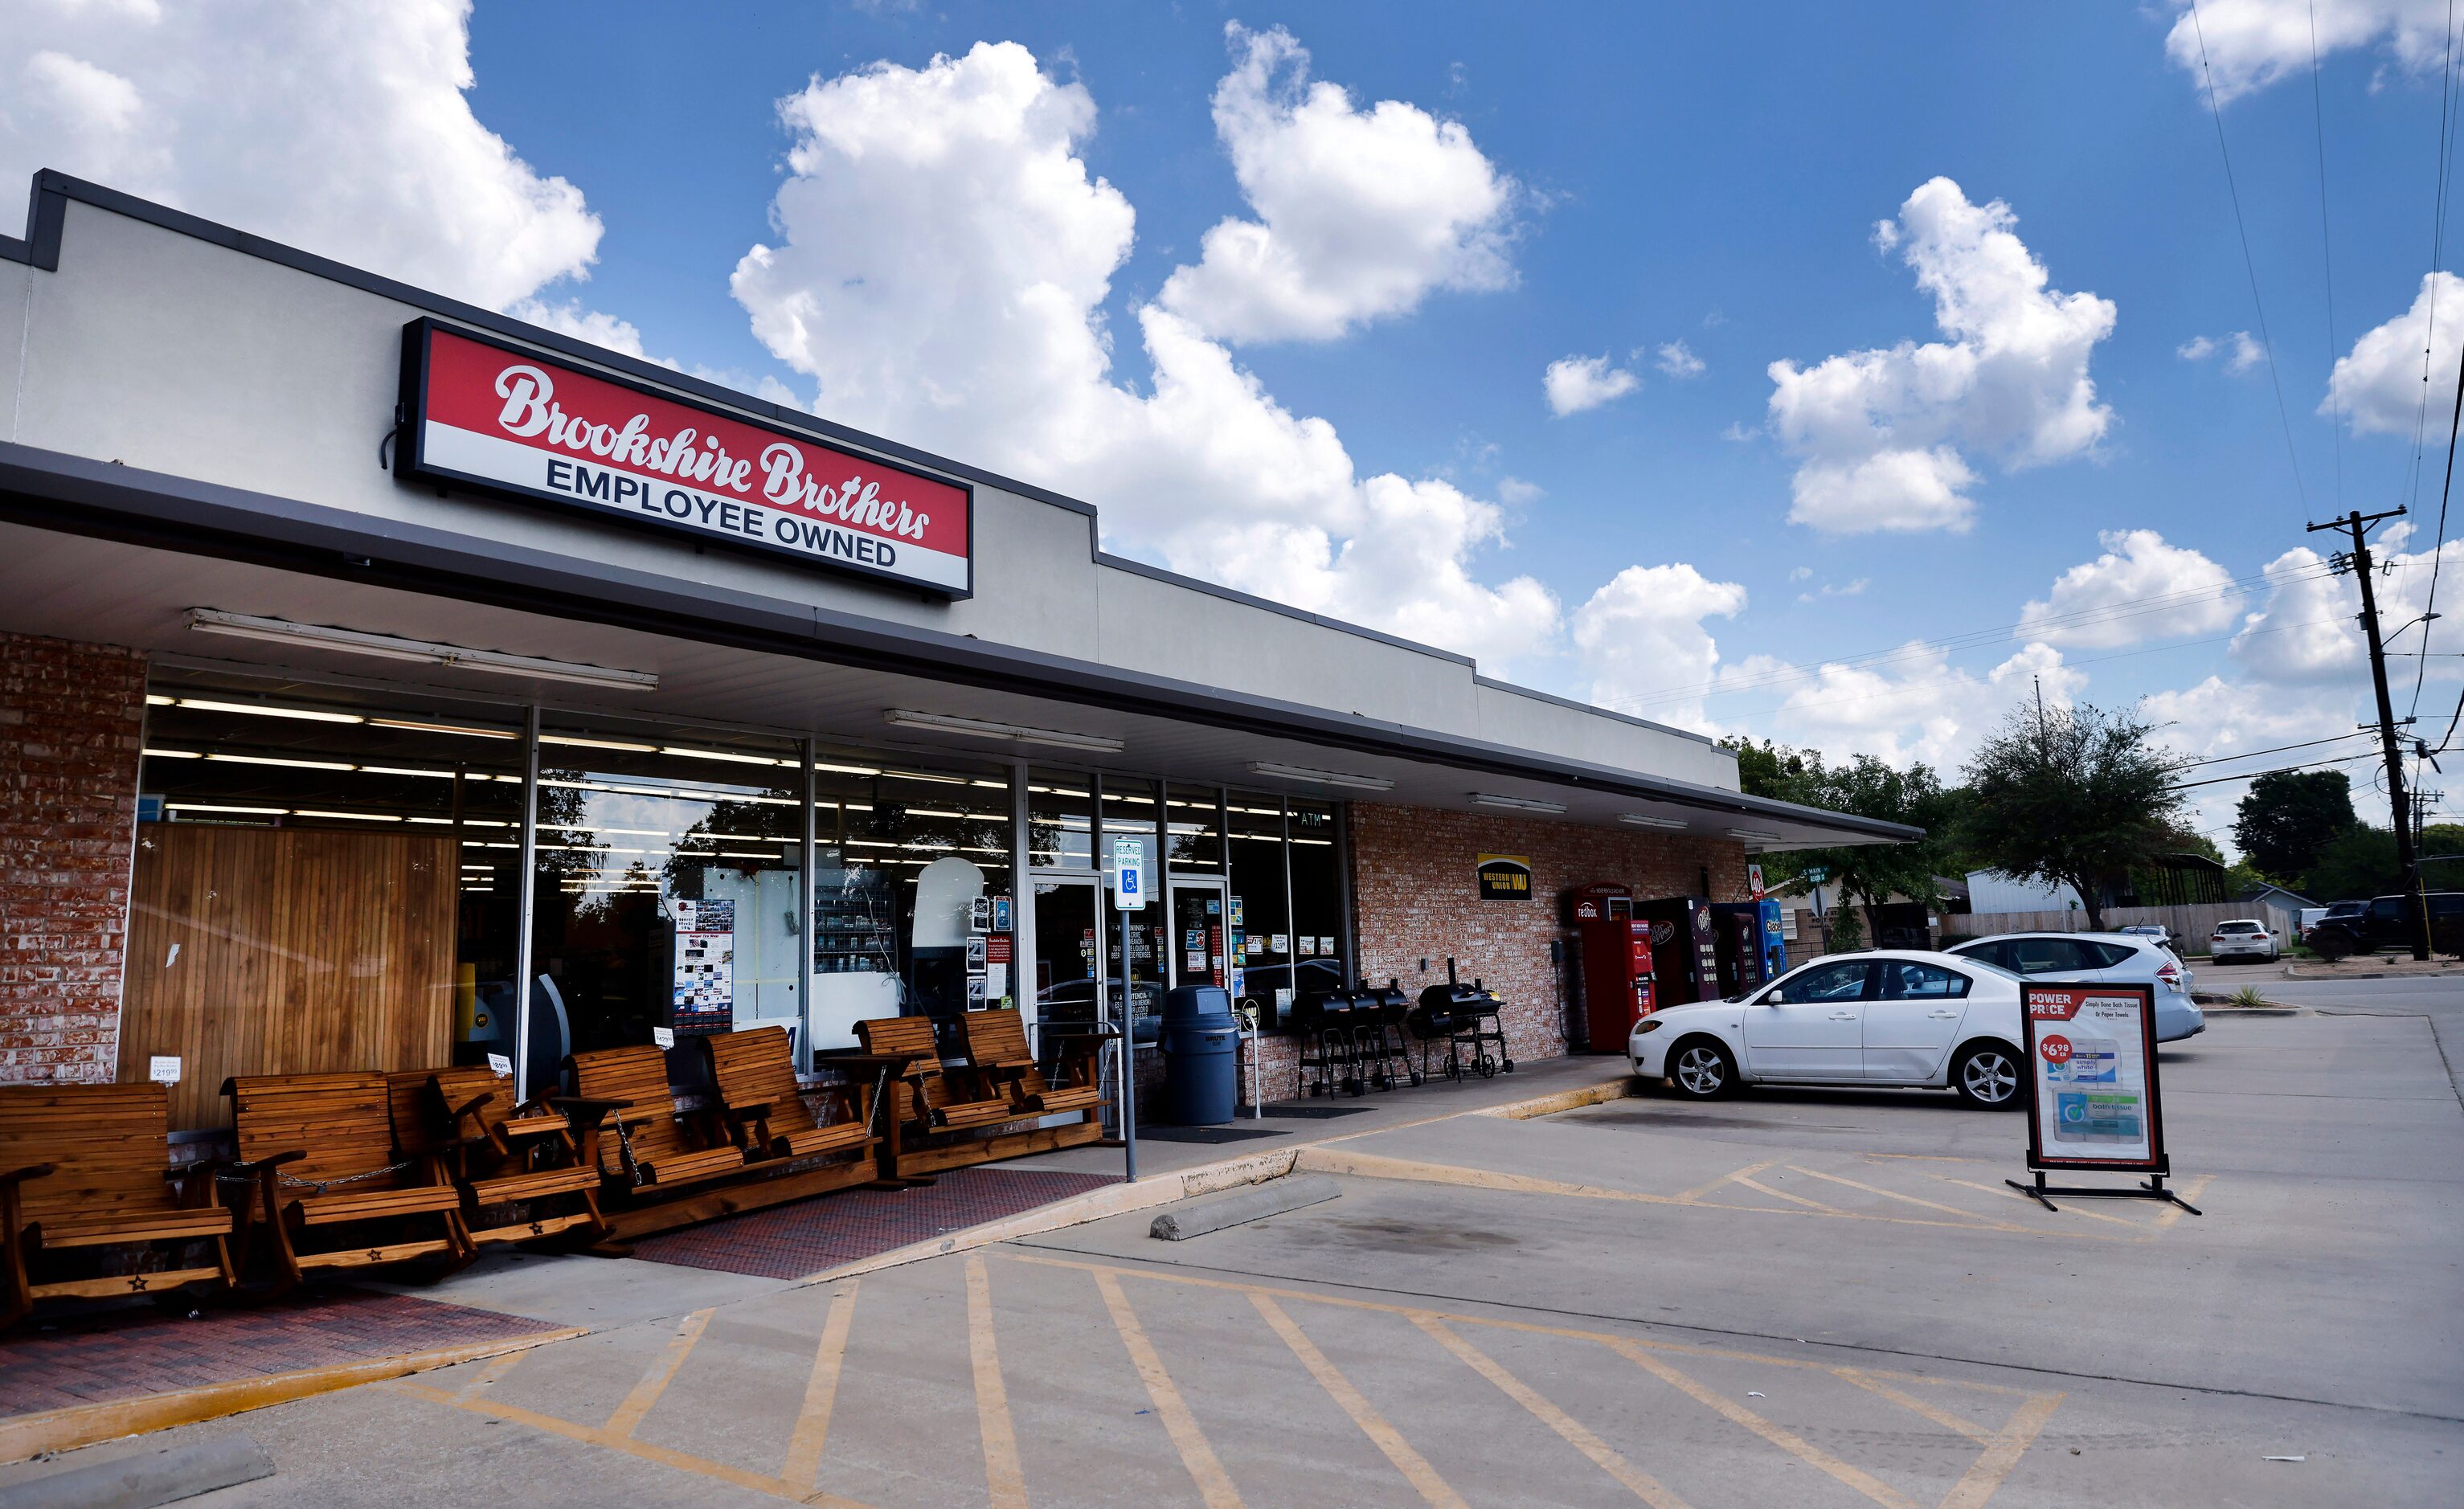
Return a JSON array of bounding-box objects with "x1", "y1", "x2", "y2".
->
[
  {"x1": 384, "y1": 1067, "x2": 608, "y2": 1251},
  {"x1": 0, "y1": 1083, "x2": 235, "y2": 1328},
  {"x1": 224, "y1": 1072, "x2": 472, "y2": 1294},
  {"x1": 700, "y1": 1028, "x2": 872, "y2": 1163}
]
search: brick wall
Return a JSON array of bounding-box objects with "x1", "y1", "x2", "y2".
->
[
  {"x1": 0, "y1": 633, "x2": 147, "y2": 1085},
  {"x1": 1345, "y1": 803, "x2": 1750, "y2": 1069}
]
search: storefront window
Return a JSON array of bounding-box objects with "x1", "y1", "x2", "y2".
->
[
  {"x1": 1227, "y1": 794, "x2": 1292, "y2": 1024},
  {"x1": 529, "y1": 720, "x2": 803, "y2": 1068},
  {"x1": 1098, "y1": 777, "x2": 1166, "y2": 1025},
  {"x1": 1026, "y1": 772, "x2": 1094, "y2": 869},
  {"x1": 1288, "y1": 797, "x2": 1347, "y2": 983},
  {"x1": 1165, "y1": 784, "x2": 1224, "y2": 871},
  {"x1": 129, "y1": 673, "x2": 525, "y2": 1127},
  {"x1": 810, "y1": 750, "x2": 1012, "y2": 1052}
]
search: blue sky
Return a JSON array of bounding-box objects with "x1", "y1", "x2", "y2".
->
[{"x1": 8, "y1": 1, "x2": 2464, "y2": 846}]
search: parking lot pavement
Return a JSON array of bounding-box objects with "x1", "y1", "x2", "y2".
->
[{"x1": 32, "y1": 1007, "x2": 2457, "y2": 1507}]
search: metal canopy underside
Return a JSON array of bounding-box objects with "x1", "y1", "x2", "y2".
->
[{"x1": 0, "y1": 444, "x2": 1912, "y2": 852}]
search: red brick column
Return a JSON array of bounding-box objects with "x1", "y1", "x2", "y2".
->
[
  {"x1": 1345, "y1": 803, "x2": 1750, "y2": 1067},
  {"x1": 0, "y1": 632, "x2": 147, "y2": 1085}
]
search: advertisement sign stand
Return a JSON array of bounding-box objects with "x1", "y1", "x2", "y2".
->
[{"x1": 2005, "y1": 980, "x2": 2202, "y2": 1216}]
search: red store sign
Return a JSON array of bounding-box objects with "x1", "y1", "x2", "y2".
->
[{"x1": 395, "y1": 319, "x2": 973, "y2": 596}]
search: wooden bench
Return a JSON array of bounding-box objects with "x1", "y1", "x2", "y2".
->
[
  {"x1": 960, "y1": 1010, "x2": 1103, "y2": 1119},
  {"x1": 852, "y1": 1015, "x2": 1098, "y2": 1179},
  {"x1": 0, "y1": 1083, "x2": 236, "y2": 1327},
  {"x1": 563, "y1": 1045, "x2": 753, "y2": 1241},
  {"x1": 384, "y1": 1067, "x2": 608, "y2": 1250},
  {"x1": 225, "y1": 1072, "x2": 472, "y2": 1294},
  {"x1": 702, "y1": 1028, "x2": 872, "y2": 1163}
]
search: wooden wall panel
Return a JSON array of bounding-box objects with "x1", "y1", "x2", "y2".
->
[{"x1": 120, "y1": 825, "x2": 458, "y2": 1129}]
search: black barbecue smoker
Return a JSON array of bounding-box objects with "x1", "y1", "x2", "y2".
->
[{"x1": 1410, "y1": 959, "x2": 1512, "y2": 1082}]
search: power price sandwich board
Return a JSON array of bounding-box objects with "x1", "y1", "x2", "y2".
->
[{"x1": 2020, "y1": 980, "x2": 2168, "y2": 1176}]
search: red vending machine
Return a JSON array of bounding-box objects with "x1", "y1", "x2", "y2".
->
[{"x1": 1570, "y1": 882, "x2": 1657, "y2": 1050}]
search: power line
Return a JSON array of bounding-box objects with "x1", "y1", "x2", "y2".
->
[
  {"x1": 2175, "y1": 729, "x2": 2377, "y2": 768},
  {"x1": 2190, "y1": 0, "x2": 2310, "y2": 508},
  {"x1": 2167, "y1": 749, "x2": 2381, "y2": 792},
  {"x1": 2308, "y1": 1, "x2": 2346, "y2": 507},
  {"x1": 1596, "y1": 562, "x2": 2334, "y2": 714},
  {"x1": 2409, "y1": 2, "x2": 2464, "y2": 719}
]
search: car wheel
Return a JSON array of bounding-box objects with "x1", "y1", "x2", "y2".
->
[
  {"x1": 1953, "y1": 1043, "x2": 2023, "y2": 1110},
  {"x1": 1668, "y1": 1037, "x2": 1737, "y2": 1100}
]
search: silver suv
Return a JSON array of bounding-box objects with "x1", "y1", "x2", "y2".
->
[{"x1": 1943, "y1": 931, "x2": 2205, "y2": 1042}]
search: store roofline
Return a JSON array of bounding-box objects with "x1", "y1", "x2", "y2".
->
[
  {"x1": 4, "y1": 169, "x2": 1713, "y2": 751},
  {"x1": 0, "y1": 442, "x2": 1918, "y2": 844}
]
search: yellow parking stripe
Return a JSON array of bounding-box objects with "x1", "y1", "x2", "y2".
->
[
  {"x1": 1095, "y1": 1270, "x2": 1244, "y2": 1508},
  {"x1": 1672, "y1": 1159, "x2": 1779, "y2": 1204},
  {"x1": 1731, "y1": 1172, "x2": 1847, "y2": 1214},
  {"x1": 1603, "y1": 1339, "x2": 1918, "y2": 1509},
  {"x1": 1250, "y1": 1292, "x2": 1467, "y2": 1509},
  {"x1": 1786, "y1": 1166, "x2": 2008, "y2": 1224},
  {"x1": 452, "y1": 1347, "x2": 530, "y2": 1401},
  {"x1": 603, "y1": 1308, "x2": 710, "y2": 1441},
  {"x1": 1830, "y1": 1368, "x2": 1991, "y2": 1444},
  {"x1": 966, "y1": 1255, "x2": 1029, "y2": 1509},
  {"x1": 1410, "y1": 1315, "x2": 1691, "y2": 1507},
  {"x1": 782, "y1": 1282, "x2": 861, "y2": 1495},
  {"x1": 392, "y1": 1378, "x2": 874, "y2": 1509},
  {"x1": 1938, "y1": 1392, "x2": 2065, "y2": 1509}
]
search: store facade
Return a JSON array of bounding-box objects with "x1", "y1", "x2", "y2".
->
[{"x1": 0, "y1": 173, "x2": 1915, "y2": 1126}]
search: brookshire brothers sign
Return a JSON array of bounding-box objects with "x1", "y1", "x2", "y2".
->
[{"x1": 397, "y1": 319, "x2": 973, "y2": 596}]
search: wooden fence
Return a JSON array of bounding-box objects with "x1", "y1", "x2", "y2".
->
[{"x1": 1939, "y1": 900, "x2": 2291, "y2": 952}]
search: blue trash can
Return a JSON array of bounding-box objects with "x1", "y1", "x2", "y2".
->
[{"x1": 1160, "y1": 985, "x2": 1240, "y2": 1125}]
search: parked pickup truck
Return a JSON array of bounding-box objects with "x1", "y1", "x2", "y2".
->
[{"x1": 2303, "y1": 892, "x2": 2464, "y2": 959}]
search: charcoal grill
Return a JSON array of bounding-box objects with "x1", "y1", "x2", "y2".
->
[
  {"x1": 1291, "y1": 986, "x2": 1365, "y2": 1097},
  {"x1": 1409, "y1": 959, "x2": 1512, "y2": 1082},
  {"x1": 1353, "y1": 979, "x2": 1420, "y2": 1090}
]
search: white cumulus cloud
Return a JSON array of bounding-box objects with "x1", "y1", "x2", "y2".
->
[
  {"x1": 1766, "y1": 178, "x2": 2116, "y2": 534},
  {"x1": 1, "y1": 0, "x2": 604, "y2": 313},
  {"x1": 1544, "y1": 354, "x2": 1640, "y2": 416},
  {"x1": 2020, "y1": 530, "x2": 2240, "y2": 649},
  {"x1": 2326, "y1": 271, "x2": 2464, "y2": 436},
  {"x1": 1654, "y1": 340, "x2": 1705, "y2": 378},
  {"x1": 2164, "y1": 1, "x2": 2454, "y2": 104},
  {"x1": 731, "y1": 37, "x2": 1561, "y2": 673},
  {"x1": 1571, "y1": 565, "x2": 1748, "y2": 733},
  {"x1": 1154, "y1": 24, "x2": 1515, "y2": 345}
]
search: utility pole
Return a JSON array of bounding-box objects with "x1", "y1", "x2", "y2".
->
[{"x1": 2309, "y1": 507, "x2": 2432, "y2": 959}]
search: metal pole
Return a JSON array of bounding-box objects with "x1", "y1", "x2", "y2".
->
[
  {"x1": 1119, "y1": 899, "x2": 1137, "y2": 1181},
  {"x1": 2312, "y1": 508, "x2": 2433, "y2": 959},
  {"x1": 798, "y1": 738, "x2": 815, "y2": 1073},
  {"x1": 512, "y1": 701, "x2": 541, "y2": 1098}
]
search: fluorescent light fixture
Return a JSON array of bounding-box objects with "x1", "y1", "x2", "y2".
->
[
  {"x1": 884, "y1": 709, "x2": 1124, "y2": 753},
  {"x1": 1246, "y1": 761, "x2": 1394, "y2": 791},
  {"x1": 295, "y1": 809, "x2": 403, "y2": 822},
  {"x1": 174, "y1": 697, "x2": 362, "y2": 724},
  {"x1": 538, "y1": 734, "x2": 659, "y2": 753},
  {"x1": 141, "y1": 747, "x2": 201, "y2": 759},
  {"x1": 187, "y1": 609, "x2": 658, "y2": 691},
  {"x1": 166, "y1": 803, "x2": 287, "y2": 816},
  {"x1": 661, "y1": 746, "x2": 785, "y2": 766},
  {"x1": 1727, "y1": 828, "x2": 1781, "y2": 841},
  {"x1": 1620, "y1": 813, "x2": 1686, "y2": 829},
  {"x1": 204, "y1": 754, "x2": 354, "y2": 771},
  {"x1": 370, "y1": 718, "x2": 517, "y2": 740},
  {"x1": 1469, "y1": 792, "x2": 1566, "y2": 815}
]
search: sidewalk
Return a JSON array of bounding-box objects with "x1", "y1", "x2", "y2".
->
[
  {"x1": 0, "y1": 1053, "x2": 1638, "y2": 1464},
  {"x1": 2278, "y1": 954, "x2": 2464, "y2": 979}
]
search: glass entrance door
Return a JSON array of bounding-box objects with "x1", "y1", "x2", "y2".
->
[
  {"x1": 1029, "y1": 878, "x2": 1104, "y2": 1033},
  {"x1": 1100, "y1": 884, "x2": 1167, "y2": 1039},
  {"x1": 1169, "y1": 881, "x2": 1228, "y2": 992}
]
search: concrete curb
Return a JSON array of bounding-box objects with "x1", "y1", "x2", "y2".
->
[
  {"x1": 795, "y1": 1069, "x2": 1635, "y2": 1285},
  {"x1": 1151, "y1": 1176, "x2": 1343, "y2": 1241},
  {"x1": 0, "y1": 1433, "x2": 273, "y2": 1508},
  {"x1": 0, "y1": 1328, "x2": 583, "y2": 1466}
]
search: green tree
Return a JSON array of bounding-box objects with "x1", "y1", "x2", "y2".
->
[
  {"x1": 2232, "y1": 770, "x2": 2358, "y2": 891},
  {"x1": 1720, "y1": 736, "x2": 1819, "y2": 801},
  {"x1": 1959, "y1": 701, "x2": 2185, "y2": 930},
  {"x1": 2305, "y1": 825, "x2": 2402, "y2": 903},
  {"x1": 1780, "y1": 755, "x2": 1961, "y2": 945}
]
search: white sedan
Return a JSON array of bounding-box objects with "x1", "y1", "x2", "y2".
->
[
  {"x1": 2206, "y1": 918, "x2": 2280, "y2": 963},
  {"x1": 1629, "y1": 950, "x2": 2028, "y2": 1110}
]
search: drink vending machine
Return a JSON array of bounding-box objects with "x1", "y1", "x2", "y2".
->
[
  {"x1": 1709, "y1": 899, "x2": 1789, "y2": 997},
  {"x1": 1570, "y1": 882, "x2": 1656, "y2": 1049},
  {"x1": 1635, "y1": 897, "x2": 1721, "y2": 1007}
]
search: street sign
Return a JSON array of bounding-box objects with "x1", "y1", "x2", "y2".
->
[{"x1": 1111, "y1": 835, "x2": 1150, "y2": 911}]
